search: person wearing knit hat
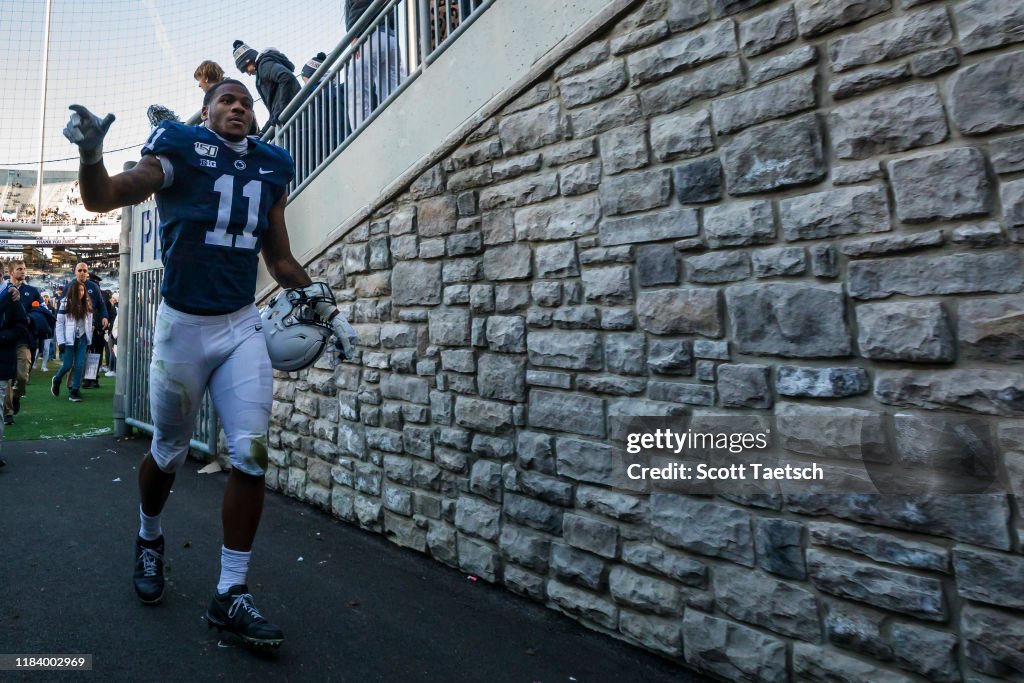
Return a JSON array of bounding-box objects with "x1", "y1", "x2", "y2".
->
[
  {"x1": 232, "y1": 40, "x2": 258, "y2": 74},
  {"x1": 301, "y1": 52, "x2": 327, "y2": 83},
  {"x1": 233, "y1": 40, "x2": 301, "y2": 129}
]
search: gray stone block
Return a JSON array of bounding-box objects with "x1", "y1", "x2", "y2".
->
[
  {"x1": 961, "y1": 604, "x2": 1024, "y2": 677},
  {"x1": 605, "y1": 333, "x2": 646, "y2": 375},
  {"x1": 780, "y1": 185, "x2": 890, "y2": 242},
  {"x1": 756, "y1": 518, "x2": 806, "y2": 580},
  {"x1": 499, "y1": 525, "x2": 550, "y2": 573},
  {"x1": 547, "y1": 580, "x2": 617, "y2": 629},
  {"x1": 477, "y1": 353, "x2": 526, "y2": 402},
  {"x1": 829, "y1": 84, "x2": 948, "y2": 160},
  {"x1": 599, "y1": 169, "x2": 672, "y2": 216},
  {"x1": 793, "y1": 642, "x2": 913, "y2": 683},
  {"x1": 830, "y1": 63, "x2": 911, "y2": 100},
  {"x1": 648, "y1": 340, "x2": 693, "y2": 375},
  {"x1": 954, "y1": 0, "x2": 1024, "y2": 54},
  {"x1": 752, "y1": 247, "x2": 806, "y2": 278},
  {"x1": 627, "y1": 19, "x2": 736, "y2": 86},
  {"x1": 454, "y1": 396, "x2": 513, "y2": 434},
  {"x1": 959, "y1": 295, "x2": 1024, "y2": 361},
  {"x1": 564, "y1": 513, "x2": 618, "y2": 558},
  {"x1": 717, "y1": 364, "x2": 772, "y2": 409},
  {"x1": 637, "y1": 288, "x2": 722, "y2": 337},
  {"x1": 392, "y1": 261, "x2": 441, "y2": 306},
  {"x1": 650, "y1": 109, "x2": 714, "y2": 162},
  {"x1": 651, "y1": 495, "x2": 754, "y2": 566},
  {"x1": 527, "y1": 331, "x2": 602, "y2": 370},
  {"x1": 619, "y1": 610, "x2": 684, "y2": 657},
  {"x1": 550, "y1": 543, "x2": 605, "y2": 590},
  {"x1": 485, "y1": 315, "x2": 526, "y2": 353},
  {"x1": 703, "y1": 200, "x2": 775, "y2": 248},
  {"x1": 776, "y1": 366, "x2": 870, "y2": 398},
  {"x1": 559, "y1": 60, "x2": 629, "y2": 109},
  {"x1": 808, "y1": 522, "x2": 948, "y2": 572},
  {"x1": 454, "y1": 496, "x2": 501, "y2": 541},
  {"x1": 534, "y1": 242, "x2": 578, "y2": 279},
  {"x1": 713, "y1": 71, "x2": 817, "y2": 134},
  {"x1": 740, "y1": 4, "x2": 797, "y2": 56},
  {"x1": 714, "y1": 565, "x2": 818, "y2": 640},
  {"x1": 568, "y1": 95, "x2": 642, "y2": 138},
  {"x1": 828, "y1": 7, "x2": 952, "y2": 73},
  {"x1": 621, "y1": 541, "x2": 707, "y2": 585},
  {"x1": 726, "y1": 283, "x2": 851, "y2": 358},
  {"x1": 600, "y1": 123, "x2": 650, "y2": 175},
  {"x1": 1003, "y1": 177, "x2": 1024, "y2": 227},
  {"x1": 582, "y1": 266, "x2": 633, "y2": 304},
  {"x1": 890, "y1": 623, "x2": 959, "y2": 683},
  {"x1": 775, "y1": 403, "x2": 888, "y2": 463},
  {"x1": 674, "y1": 157, "x2": 722, "y2": 204},
  {"x1": 824, "y1": 602, "x2": 892, "y2": 661},
  {"x1": 857, "y1": 301, "x2": 954, "y2": 363},
  {"x1": 482, "y1": 243, "x2": 532, "y2": 281},
  {"x1": 794, "y1": 0, "x2": 892, "y2": 38},
  {"x1": 807, "y1": 549, "x2": 946, "y2": 620},
  {"x1": 876, "y1": 368, "x2": 1024, "y2": 416},
  {"x1": 992, "y1": 134, "x2": 1024, "y2": 174},
  {"x1": 529, "y1": 390, "x2": 606, "y2": 438},
  {"x1": 953, "y1": 547, "x2": 1024, "y2": 609},
  {"x1": 559, "y1": 161, "x2": 602, "y2": 196},
  {"x1": 686, "y1": 251, "x2": 750, "y2": 284},
  {"x1": 889, "y1": 147, "x2": 991, "y2": 222},
  {"x1": 600, "y1": 208, "x2": 699, "y2": 246},
  {"x1": 640, "y1": 59, "x2": 745, "y2": 117},
  {"x1": 910, "y1": 46, "x2": 960, "y2": 77},
  {"x1": 949, "y1": 50, "x2": 1024, "y2": 135},
  {"x1": 723, "y1": 114, "x2": 827, "y2": 195},
  {"x1": 683, "y1": 611, "x2": 787, "y2": 683},
  {"x1": 636, "y1": 245, "x2": 679, "y2": 286},
  {"x1": 749, "y1": 44, "x2": 819, "y2": 85},
  {"x1": 515, "y1": 197, "x2": 601, "y2": 242},
  {"x1": 609, "y1": 566, "x2": 682, "y2": 615},
  {"x1": 498, "y1": 100, "x2": 563, "y2": 154},
  {"x1": 457, "y1": 534, "x2": 499, "y2": 582},
  {"x1": 849, "y1": 252, "x2": 1023, "y2": 299},
  {"x1": 840, "y1": 229, "x2": 944, "y2": 258}
]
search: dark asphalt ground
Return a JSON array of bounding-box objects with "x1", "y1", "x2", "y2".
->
[{"x1": 0, "y1": 436, "x2": 709, "y2": 683}]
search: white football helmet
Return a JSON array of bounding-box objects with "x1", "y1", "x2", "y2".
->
[{"x1": 259, "y1": 284, "x2": 335, "y2": 371}]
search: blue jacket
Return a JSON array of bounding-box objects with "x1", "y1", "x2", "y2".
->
[{"x1": 0, "y1": 286, "x2": 28, "y2": 381}]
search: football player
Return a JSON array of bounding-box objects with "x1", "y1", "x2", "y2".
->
[{"x1": 63, "y1": 79, "x2": 356, "y2": 649}]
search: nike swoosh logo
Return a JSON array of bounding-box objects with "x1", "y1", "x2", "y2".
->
[{"x1": 259, "y1": 168, "x2": 273, "y2": 174}]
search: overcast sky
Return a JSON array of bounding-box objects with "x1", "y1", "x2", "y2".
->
[{"x1": 0, "y1": 0, "x2": 344, "y2": 174}]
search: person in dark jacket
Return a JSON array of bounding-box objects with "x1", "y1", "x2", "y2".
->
[
  {"x1": 0, "y1": 276, "x2": 30, "y2": 467},
  {"x1": 342, "y1": 0, "x2": 406, "y2": 130},
  {"x1": 4, "y1": 261, "x2": 41, "y2": 425},
  {"x1": 232, "y1": 41, "x2": 301, "y2": 130}
]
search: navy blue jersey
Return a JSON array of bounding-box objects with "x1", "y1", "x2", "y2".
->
[{"x1": 141, "y1": 121, "x2": 294, "y2": 314}]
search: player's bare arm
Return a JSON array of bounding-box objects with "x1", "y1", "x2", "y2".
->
[
  {"x1": 63, "y1": 104, "x2": 165, "y2": 212},
  {"x1": 260, "y1": 193, "x2": 312, "y2": 290}
]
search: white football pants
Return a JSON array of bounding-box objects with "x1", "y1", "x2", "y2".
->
[{"x1": 149, "y1": 302, "x2": 272, "y2": 476}]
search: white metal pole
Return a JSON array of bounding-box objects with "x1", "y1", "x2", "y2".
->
[{"x1": 35, "y1": 0, "x2": 53, "y2": 231}]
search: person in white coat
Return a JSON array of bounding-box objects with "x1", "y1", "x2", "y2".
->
[{"x1": 51, "y1": 279, "x2": 93, "y2": 402}]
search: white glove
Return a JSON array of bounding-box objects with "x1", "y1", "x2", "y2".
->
[
  {"x1": 299, "y1": 282, "x2": 357, "y2": 360},
  {"x1": 63, "y1": 104, "x2": 116, "y2": 165}
]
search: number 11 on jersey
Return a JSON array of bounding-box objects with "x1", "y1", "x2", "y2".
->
[{"x1": 206, "y1": 174, "x2": 262, "y2": 250}]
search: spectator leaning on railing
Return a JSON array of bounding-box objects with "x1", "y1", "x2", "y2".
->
[{"x1": 232, "y1": 41, "x2": 301, "y2": 131}]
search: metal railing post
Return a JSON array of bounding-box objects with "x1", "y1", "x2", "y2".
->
[{"x1": 113, "y1": 161, "x2": 136, "y2": 438}]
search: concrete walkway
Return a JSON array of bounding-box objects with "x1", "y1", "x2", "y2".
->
[{"x1": 0, "y1": 436, "x2": 708, "y2": 682}]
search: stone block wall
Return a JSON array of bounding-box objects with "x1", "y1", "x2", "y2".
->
[{"x1": 264, "y1": 1, "x2": 1024, "y2": 679}]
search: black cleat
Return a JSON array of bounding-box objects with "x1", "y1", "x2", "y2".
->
[
  {"x1": 206, "y1": 585, "x2": 284, "y2": 649},
  {"x1": 50, "y1": 377, "x2": 60, "y2": 397},
  {"x1": 12, "y1": 395, "x2": 20, "y2": 415},
  {"x1": 3, "y1": 415, "x2": 12, "y2": 426},
  {"x1": 133, "y1": 536, "x2": 165, "y2": 605},
  {"x1": 69, "y1": 390, "x2": 82, "y2": 402}
]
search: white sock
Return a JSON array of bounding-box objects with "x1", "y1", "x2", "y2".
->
[
  {"x1": 218, "y1": 546, "x2": 251, "y2": 594},
  {"x1": 139, "y1": 506, "x2": 162, "y2": 541}
]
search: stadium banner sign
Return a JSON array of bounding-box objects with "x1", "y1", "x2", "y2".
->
[{"x1": 132, "y1": 200, "x2": 162, "y2": 271}]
